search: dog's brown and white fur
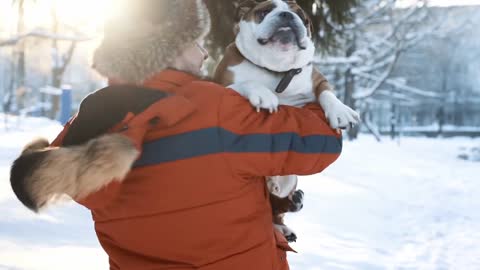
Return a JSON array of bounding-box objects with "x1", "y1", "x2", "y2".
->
[{"x1": 214, "y1": 0, "x2": 359, "y2": 241}]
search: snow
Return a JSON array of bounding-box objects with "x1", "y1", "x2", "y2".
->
[
  {"x1": 0, "y1": 115, "x2": 63, "y2": 204},
  {"x1": 0, "y1": 114, "x2": 108, "y2": 270},
  {"x1": 1, "y1": 115, "x2": 479, "y2": 270},
  {"x1": 289, "y1": 135, "x2": 480, "y2": 270},
  {"x1": 397, "y1": 125, "x2": 480, "y2": 132},
  {"x1": 458, "y1": 146, "x2": 480, "y2": 162}
]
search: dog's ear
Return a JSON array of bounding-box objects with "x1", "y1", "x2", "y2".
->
[
  {"x1": 304, "y1": 12, "x2": 314, "y2": 38},
  {"x1": 235, "y1": 0, "x2": 258, "y2": 22},
  {"x1": 291, "y1": 4, "x2": 314, "y2": 38},
  {"x1": 233, "y1": 0, "x2": 258, "y2": 35},
  {"x1": 306, "y1": 17, "x2": 314, "y2": 38}
]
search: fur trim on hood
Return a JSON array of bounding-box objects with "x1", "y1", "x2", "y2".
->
[
  {"x1": 93, "y1": 0, "x2": 211, "y2": 84},
  {"x1": 10, "y1": 134, "x2": 139, "y2": 212}
]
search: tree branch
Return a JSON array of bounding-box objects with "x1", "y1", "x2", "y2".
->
[
  {"x1": 59, "y1": 41, "x2": 77, "y2": 75},
  {"x1": 0, "y1": 29, "x2": 92, "y2": 47},
  {"x1": 352, "y1": 52, "x2": 399, "y2": 100},
  {"x1": 353, "y1": 70, "x2": 442, "y2": 98}
]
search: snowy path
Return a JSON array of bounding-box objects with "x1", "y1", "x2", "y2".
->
[{"x1": 1, "y1": 115, "x2": 479, "y2": 270}]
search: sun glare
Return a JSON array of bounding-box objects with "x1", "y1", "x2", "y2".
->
[
  {"x1": 5, "y1": 0, "x2": 124, "y2": 35},
  {"x1": 54, "y1": 0, "x2": 127, "y2": 31}
]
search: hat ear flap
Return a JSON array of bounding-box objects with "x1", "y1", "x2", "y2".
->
[{"x1": 235, "y1": 0, "x2": 258, "y2": 22}]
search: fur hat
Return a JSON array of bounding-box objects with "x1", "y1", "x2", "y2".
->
[{"x1": 93, "y1": 0, "x2": 211, "y2": 84}]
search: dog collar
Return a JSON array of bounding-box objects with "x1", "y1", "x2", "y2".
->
[
  {"x1": 255, "y1": 64, "x2": 306, "y2": 94},
  {"x1": 275, "y1": 68, "x2": 303, "y2": 93},
  {"x1": 239, "y1": 49, "x2": 308, "y2": 94}
]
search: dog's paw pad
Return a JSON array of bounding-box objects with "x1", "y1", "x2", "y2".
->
[
  {"x1": 289, "y1": 189, "x2": 304, "y2": 212},
  {"x1": 275, "y1": 224, "x2": 298, "y2": 243},
  {"x1": 285, "y1": 232, "x2": 297, "y2": 243}
]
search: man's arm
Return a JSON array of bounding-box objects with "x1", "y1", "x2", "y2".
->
[
  {"x1": 62, "y1": 85, "x2": 169, "y2": 146},
  {"x1": 218, "y1": 89, "x2": 342, "y2": 177},
  {"x1": 10, "y1": 86, "x2": 194, "y2": 212}
]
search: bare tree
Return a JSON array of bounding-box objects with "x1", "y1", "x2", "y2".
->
[
  {"x1": 48, "y1": 0, "x2": 77, "y2": 119},
  {"x1": 316, "y1": 0, "x2": 448, "y2": 139},
  {"x1": 3, "y1": 0, "x2": 28, "y2": 116},
  {"x1": 1, "y1": 0, "x2": 91, "y2": 119}
]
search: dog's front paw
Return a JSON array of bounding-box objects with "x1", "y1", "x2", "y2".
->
[
  {"x1": 275, "y1": 224, "x2": 298, "y2": 243},
  {"x1": 229, "y1": 81, "x2": 279, "y2": 113},
  {"x1": 319, "y1": 91, "x2": 360, "y2": 129},
  {"x1": 247, "y1": 87, "x2": 279, "y2": 113},
  {"x1": 289, "y1": 189, "x2": 304, "y2": 212}
]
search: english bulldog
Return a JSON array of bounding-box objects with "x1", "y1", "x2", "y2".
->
[{"x1": 214, "y1": 0, "x2": 359, "y2": 242}]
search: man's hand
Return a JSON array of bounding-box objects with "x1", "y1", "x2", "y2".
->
[
  {"x1": 319, "y1": 91, "x2": 360, "y2": 129},
  {"x1": 228, "y1": 81, "x2": 279, "y2": 113}
]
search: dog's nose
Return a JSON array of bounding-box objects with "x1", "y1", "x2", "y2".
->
[{"x1": 279, "y1": 12, "x2": 294, "y2": 20}]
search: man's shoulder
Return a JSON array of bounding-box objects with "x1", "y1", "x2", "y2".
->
[
  {"x1": 83, "y1": 85, "x2": 169, "y2": 114},
  {"x1": 177, "y1": 79, "x2": 245, "y2": 108},
  {"x1": 62, "y1": 85, "x2": 171, "y2": 146},
  {"x1": 187, "y1": 79, "x2": 226, "y2": 93},
  {"x1": 184, "y1": 79, "x2": 245, "y2": 101}
]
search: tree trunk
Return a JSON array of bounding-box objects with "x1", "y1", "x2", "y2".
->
[
  {"x1": 48, "y1": 2, "x2": 77, "y2": 119},
  {"x1": 15, "y1": 0, "x2": 26, "y2": 113},
  {"x1": 344, "y1": 68, "x2": 359, "y2": 140},
  {"x1": 49, "y1": 72, "x2": 62, "y2": 119},
  {"x1": 362, "y1": 107, "x2": 382, "y2": 142},
  {"x1": 48, "y1": 3, "x2": 60, "y2": 119},
  {"x1": 390, "y1": 103, "x2": 397, "y2": 140},
  {"x1": 4, "y1": 49, "x2": 16, "y2": 114},
  {"x1": 343, "y1": 35, "x2": 359, "y2": 140}
]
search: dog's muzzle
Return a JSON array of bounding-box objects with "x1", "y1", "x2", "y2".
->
[{"x1": 257, "y1": 12, "x2": 307, "y2": 50}]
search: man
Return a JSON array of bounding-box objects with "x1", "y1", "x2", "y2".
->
[{"x1": 10, "y1": 1, "x2": 343, "y2": 269}]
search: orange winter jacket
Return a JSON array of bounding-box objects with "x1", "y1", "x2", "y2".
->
[{"x1": 51, "y1": 69, "x2": 342, "y2": 270}]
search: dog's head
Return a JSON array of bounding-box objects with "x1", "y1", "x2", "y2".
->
[{"x1": 234, "y1": 0, "x2": 315, "y2": 72}]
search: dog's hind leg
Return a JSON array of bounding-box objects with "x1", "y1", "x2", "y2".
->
[
  {"x1": 270, "y1": 189, "x2": 304, "y2": 215},
  {"x1": 270, "y1": 190, "x2": 304, "y2": 242},
  {"x1": 273, "y1": 214, "x2": 298, "y2": 243}
]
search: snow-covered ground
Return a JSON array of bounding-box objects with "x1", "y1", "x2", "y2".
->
[
  {"x1": 1, "y1": 114, "x2": 479, "y2": 270},
  {"x1": 0, "y1": 115, "x2": 107, "y2": 270},
  {"x1": 290, "y1": 135, "x2": 480, "y2": 270}
]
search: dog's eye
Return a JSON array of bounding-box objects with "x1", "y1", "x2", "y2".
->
[{"x1": 257, "y1": 9, "x2": 272, "y2": 21}]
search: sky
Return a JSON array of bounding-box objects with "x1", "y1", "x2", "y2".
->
[{"x1": 0, "y1": 0, "x2": 116, "y2": 36}]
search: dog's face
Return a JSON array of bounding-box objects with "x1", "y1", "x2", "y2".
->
[{"x1": 235, "y1": 0, "x2": 315, "y2": 72}]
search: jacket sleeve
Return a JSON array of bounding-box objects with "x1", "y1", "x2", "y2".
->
[
  {"x1": 59, "y1": 87, "x2": 195, "y2": 210},
  {"x1": 218, "y1": 90, "x2": 342, "y2": 177},
  {"x1": 10, "y1": 86, "x2": 195, "y2": 212}
]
